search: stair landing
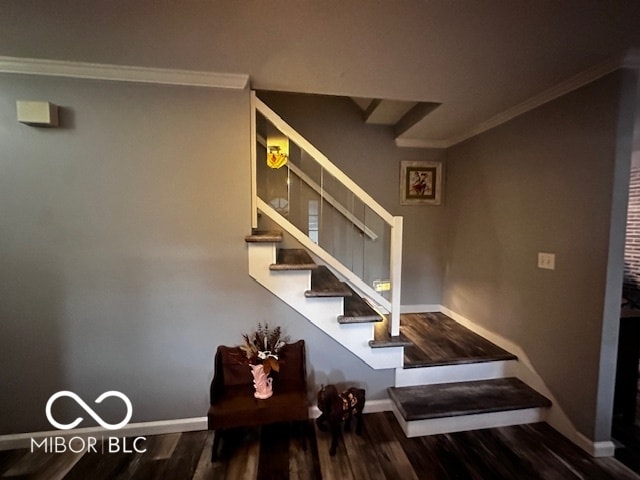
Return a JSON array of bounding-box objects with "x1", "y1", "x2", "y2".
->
[{"x1": 400, "y1": 312, "x2": 517, "y2": 368}]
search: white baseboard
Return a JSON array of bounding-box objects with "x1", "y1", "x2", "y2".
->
[
  {"x1": 400, "y1": 304, "x2": 440, "y2": 313},
  {"x1": 308, "y1": 398, "x2": 392, "y2": 420},
  {"x1": 573, "y1": 432, "x2": 616, "y2": 458},
  {"x1": 361, "y1": 398, "x2": 393, "y2": 414},
  {"x1": 0, "y1": 399, "x2": 394, "y2": 452}
]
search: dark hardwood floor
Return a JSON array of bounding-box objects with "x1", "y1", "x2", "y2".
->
[
  {"x1": 3, "y1": 313, "x2": 636, "y2": 478},
  {"x1": 1, "y1": 413, "x2": 637, "y2": 479}
]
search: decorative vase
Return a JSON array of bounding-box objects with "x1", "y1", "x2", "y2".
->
[{"x1": 250, "y1": 364, "x2": 273, "y2": 399}]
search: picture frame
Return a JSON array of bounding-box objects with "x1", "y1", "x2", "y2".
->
[{"x1": 400, "y1": 160, "x2": 443, "y2": 205}]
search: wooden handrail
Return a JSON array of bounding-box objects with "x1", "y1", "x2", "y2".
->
[
  {"x1": 251, "y1": 91, "x2": 403, "y2": 335},
  {"x1": 253, "y1": 94, "x2": 396, "y2": 226}
]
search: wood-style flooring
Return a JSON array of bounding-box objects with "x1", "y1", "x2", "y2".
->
[
  {"x1": 3, "y1": 313, "x2": 636, "y2": 478},
  {"x1": 1, "y1": 413, "x2": 637, "y2": 480}
]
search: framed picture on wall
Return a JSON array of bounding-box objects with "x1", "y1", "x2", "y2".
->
[{"x1": 400, "y1": 160, "x2": 443, "y2": 205}]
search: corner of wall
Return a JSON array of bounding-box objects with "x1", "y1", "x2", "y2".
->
[{"x1": 432, "y1": 304, "x2": 613, "y2": 458}]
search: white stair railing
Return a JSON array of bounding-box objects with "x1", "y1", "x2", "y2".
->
[{"x1": 250, "y1": 92, "x2": 403, "y2": 336}]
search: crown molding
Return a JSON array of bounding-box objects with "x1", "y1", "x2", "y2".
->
[
  {"x1": 447, "y1": 53, "x2": 632, "y2": 146},
  {"x1": 397, "y1": 50, "x2": 639, "y2": 150},
  {"x1": 0, "y1": 56, "x2": 249, "y2": 90}
]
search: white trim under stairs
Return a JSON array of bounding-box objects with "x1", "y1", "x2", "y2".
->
[
  {"x1": 246, "y1": 240, "x2": 404, "y2": 370},
  {"x1": 391, "y1": 403, "x2": 547, "y2": 438},
  {"x1": 395, "y1": 359, "x2": 517, "y2": 388},
  {"x1": 244, "y1": 230, "x2": 564, "y2": 448}
]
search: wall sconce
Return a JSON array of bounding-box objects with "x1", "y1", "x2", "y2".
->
[
  {"x1": 267, "y1": 145, "x2": 288, "y2": 169},
  {"x1": 266, "y1": 134, "x2": 289, "y2": 169}
]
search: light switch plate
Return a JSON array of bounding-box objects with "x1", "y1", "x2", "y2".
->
[{"x1": 538, "y1": 252, "x2": 555, "y2": 270}]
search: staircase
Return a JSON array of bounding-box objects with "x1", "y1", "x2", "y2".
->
[
  {"x1": 388, "y1": 312, "x2": 551, "y2": 437},
  {"x1": 249, "y1": 93, "x2": 553, "y2": 441},
  {"x1": 246, "y1": 229, "x2": 553, "y2": 436},
  {"x1": 245, "y1": 230, "x2": 406, "y2": 370}
]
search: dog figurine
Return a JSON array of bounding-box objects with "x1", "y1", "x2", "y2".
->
[{"x1": 316, "y1": 384, "x2": 365, "y2": 456}]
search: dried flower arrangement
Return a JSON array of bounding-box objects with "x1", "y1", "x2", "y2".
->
[{"x1": 240, "y1": 323, "x2": 290, "y2": 375}]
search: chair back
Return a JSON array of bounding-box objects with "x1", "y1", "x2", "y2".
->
[{"x1": 209, "y1": 339, "x2": 306, "y2": 402}]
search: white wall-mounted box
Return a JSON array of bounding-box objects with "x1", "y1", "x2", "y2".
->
[{"x1": 16, "y1": 101, "x2": 59, "y2": 127}]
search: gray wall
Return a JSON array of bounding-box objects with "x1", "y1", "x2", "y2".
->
[
  {"x1": 442, "y1": 71, "x2": 637, "y2": 439},
  {"x1": 1, "y1": 70, "x2": 635, "y2": 443},
  {"x1": 0, "y1": 75, "x2": 393, "y2": 435},
  {"x1": 256, "y1": 91, "x2": 446, "y2": 306}
]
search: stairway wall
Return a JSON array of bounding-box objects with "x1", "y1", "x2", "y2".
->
[
  {"x1": 256, "y1": 91, "x2": 447, "y2": 306},
  {"x1": 442, "y1": 71, "x2": 638, "y2": 442}
]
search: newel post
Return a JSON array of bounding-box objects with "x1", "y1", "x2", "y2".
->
[
  {"x1": 390, "y1": 216, "x2": 403, "y2": 337},
  {"x1": 250, "y1": 91, "x2": 258, "y2": 229}
]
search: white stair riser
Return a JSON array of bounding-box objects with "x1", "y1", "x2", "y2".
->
[
  {"x1": 395, "y1": 360, "x2": 518, "y2": 387},
  {"x1": 247, "y1": 242, "x2": 404, "y2": 369},
  {"x1": 247, "y1": 242, "x2": 277, "y2": 273},
  {"x1": 390, "y1": 402, "x2": 548, "y2": 438}
]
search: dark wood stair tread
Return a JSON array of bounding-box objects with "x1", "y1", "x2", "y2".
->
[
  {"x1": 245, "y1": 230, "x2": 283, "y2": 243},
  {"x1": 369, "y1": 314, "x2": 413, "y2": 348},
  {"x1": 305, "y1": 266, "x2": 352, "y2": 297},
  {"x1": 401, "y1": 312, "x2": 517, "y2": 368},
  {"x1": 338, "y1": 287, "x2": 383, "y2": 323},
  {"x1": 269, "y1": 249, "x2": 317, "y2": 270},
  {"x1": 388, "y1": 377, "x2": 551, "y2": 422},
  {"x1": 369, "y1": 336, "x2": 413, "y2": 348}
]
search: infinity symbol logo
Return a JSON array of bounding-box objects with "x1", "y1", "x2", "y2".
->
[{"x1": 46, "y1": 391, "x2": 133, "y2": 430}]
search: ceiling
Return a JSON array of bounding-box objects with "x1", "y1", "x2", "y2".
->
[{"x1": 0, "y1": 1, "x2": 639, "y2": 149}]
